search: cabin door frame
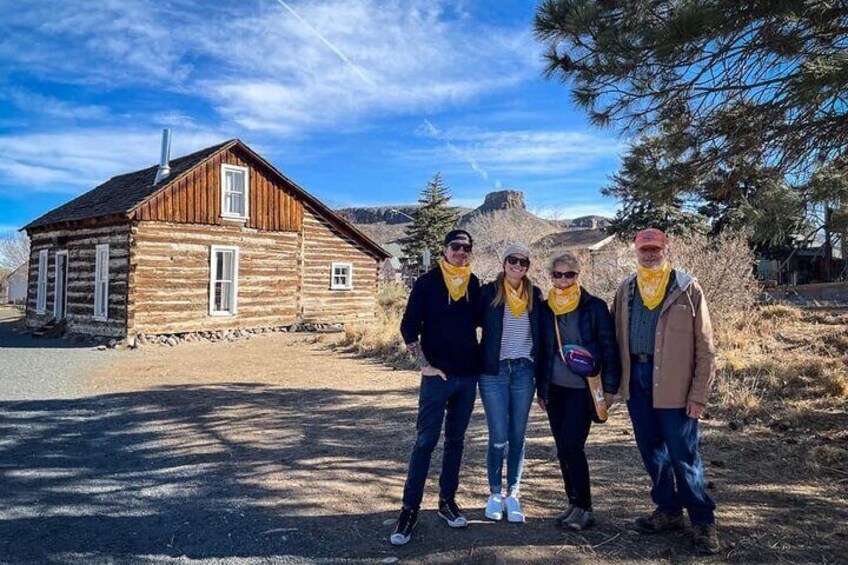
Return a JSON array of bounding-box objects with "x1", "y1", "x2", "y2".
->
[{"x1": 53, "y1": 250, "x2": 69, "y2": 320}]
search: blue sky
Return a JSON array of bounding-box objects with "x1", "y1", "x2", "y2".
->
[{"x1": 0, "y1": 0, "x2": 624, "y2": 233}]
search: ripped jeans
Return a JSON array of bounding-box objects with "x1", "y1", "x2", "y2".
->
[{"x1": 479, "y1": 358, "x2": 536, "y2": 496}]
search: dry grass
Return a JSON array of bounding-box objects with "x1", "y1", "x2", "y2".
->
[
  {"x1": 715, "y1": 306, "x2": 848, "y2": 420},
  {"x1": 337, "y1": 283, "x2": 416, "y2": 369}
]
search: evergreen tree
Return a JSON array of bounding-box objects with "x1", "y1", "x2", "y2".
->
[
  {"x1": 401, "y1": 173, "x2": 460, "y2": 272},
  {"x1": 535, "y1": 0, "x2": 848, "y2": 179},
  {"x1": 603, "y1": 136, "x2": 705, "y2": 238}
]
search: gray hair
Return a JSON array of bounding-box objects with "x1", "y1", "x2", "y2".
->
[{"x1": 550, "y1": 251, "x2": 582, "y2": 273}]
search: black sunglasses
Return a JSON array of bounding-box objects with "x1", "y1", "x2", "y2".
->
[
  {"x1": 505, "y1": 256, "x2": 530, "y2": 268},
  {"x1": 552, "y1": 270, "x2": 579, "y2": 279},
  {"x1": 448, "y1": 242, "x2": 473, "y2": 252}
]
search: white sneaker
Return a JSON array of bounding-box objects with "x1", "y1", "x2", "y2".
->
[
  {"x1": 485, "y1": 493, "x2": 504, "y2": 521},
  {"x1": 505, "y1": 495, "x2": 525, "y2": 523}
]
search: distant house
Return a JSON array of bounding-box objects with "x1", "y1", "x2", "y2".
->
[
  {"x1": 534, "y1": 229, "x2": 615, "y2": 256},
  {"x1": 23, "y1": 134, "x2": 389, "y2": 338},
  {"x1": 5, "y1": 263, "x2": 27, "y2": 304}
]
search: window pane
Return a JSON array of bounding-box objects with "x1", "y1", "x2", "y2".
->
[
  {"x1": 232, "y1": 193, "x2": 244, "y2": 216},
  {"x1": 231, "y1": 171, "x2": 244, "y2": 193},
  {"x1": 215, "y1": 281, "x2": 231, "y2": 311},
  {"x1": 216, "y1": 251, "x2": 233, "y2": 281}
]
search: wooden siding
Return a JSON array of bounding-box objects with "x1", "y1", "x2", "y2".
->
[
  {"x1": 25, "y1": 223, "x2": 131, "y2": 337},
  {"x1": 131, "y1": 147, "x2": 304, "y2": 232},
  {"x1": 129, "y1": 222, "x2": 300, "y2": 335},
  {"x1": 300, "y1": 205, "x2": 379, "y2": 323}
]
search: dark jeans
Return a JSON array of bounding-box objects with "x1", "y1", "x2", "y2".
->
[
  {"x1": 546, "y1": 384, "x2": 593, "y2": 510},
  {"x1": 627, "y1": 361, "x2": 716, "y2": 525},
  {"x1": 402, "y1": 373, "x2": 478, "y2": 509}
]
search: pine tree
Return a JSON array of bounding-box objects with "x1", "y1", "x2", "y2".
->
[
  {"x1": 401, "y1": 173, "x2": 459, "y2": 272},
  {"x1": 535, "y1": 0, "x2": 848, "y2": 178},
  {"x1": 602, "y1": 136, "x2": 705, "y2": 238}
]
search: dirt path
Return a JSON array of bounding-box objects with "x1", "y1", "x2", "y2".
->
[{"x1": 0, "y1": 332, "x2": 845, "y2": 564}]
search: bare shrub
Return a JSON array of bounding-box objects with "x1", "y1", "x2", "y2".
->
[
  {"x1": 578, "y1": 230, "x2": 758, "y2": 333},
  {"x1": 378, "y1": 282, "x2": 409, "y2": 316},
  {"x1": 337, "y1": 284, "x2": 414, "y2": 368},
  {"x1": 0, "y1": 231, "x2": 29, "y2": 270},
  {"x1": 466, "y1": 212, "x2": 555, "y2": 284}
]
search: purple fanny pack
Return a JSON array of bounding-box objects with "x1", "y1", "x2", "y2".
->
[{"x1": 561, "y1": 345, "x2": 599, "y2": 378}]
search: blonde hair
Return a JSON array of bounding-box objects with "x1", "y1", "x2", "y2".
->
[
  {"x1": 550, "y1": 251, "x2": 582, "y2": 273},
  {"x1": 491, "y1": 271, "x2": 534, "y2": 312}
]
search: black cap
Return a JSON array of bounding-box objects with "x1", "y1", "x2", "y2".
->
[{"x1": 443, "y1": 229, "x2": 473, "y2": 247}]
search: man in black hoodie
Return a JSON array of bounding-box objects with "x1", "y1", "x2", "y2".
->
[{"x1": 390, "y1": 229, "x2": 481, "y2": 546}]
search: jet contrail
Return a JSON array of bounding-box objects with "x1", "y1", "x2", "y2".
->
[{"x1": 274, "y1": 0, "x2": 376, "y2": 87}]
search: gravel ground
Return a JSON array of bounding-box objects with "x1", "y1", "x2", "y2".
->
[{"x1": 0, "y1": 307, "x2": 118, "y2": 401}]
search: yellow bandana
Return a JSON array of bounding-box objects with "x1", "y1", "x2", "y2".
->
[
  {"x1": 439, "y1": 258, "x2": 471, "y2": 302},
  {"x1": 548, "y1": 285, "x2": 581, "y2": 316},
  {"x1": 636, "y1": 262, "x2": 672, "y2": 311},
  {"x1": 504, "y1": 279, "x2": 528, "y2": 318}
]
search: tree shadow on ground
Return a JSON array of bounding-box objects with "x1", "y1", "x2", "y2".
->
[{"x1": 0, "y1": 383, "x2": 845, "y2": 564}]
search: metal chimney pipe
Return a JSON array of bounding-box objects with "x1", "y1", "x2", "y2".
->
[{"x1": 154, "y1": 129, "x2": 172, "y2": 184}]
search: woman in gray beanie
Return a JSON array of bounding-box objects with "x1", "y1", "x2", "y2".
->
[{"x1": 476, "y1": 242, "x2": 544, "y2": 523}]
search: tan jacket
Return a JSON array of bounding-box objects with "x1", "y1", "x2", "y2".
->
[{"x1": 611, "y1": 270, "x2": 716, "y2": 408}]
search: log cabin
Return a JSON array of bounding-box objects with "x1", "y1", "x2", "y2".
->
[{"x1": 23, "y1": 133, "x2": 390, "y2": 339}]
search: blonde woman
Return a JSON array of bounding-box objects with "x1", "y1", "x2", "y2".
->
[
  {"x1": 538, "y1": 251, "x2": 620, "y2": 530},
  {"x1": 476, "y1": 243, "x2": 544, "y2": 523}
]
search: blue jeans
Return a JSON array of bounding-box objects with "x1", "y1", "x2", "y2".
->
[
  {"x1": 479, "y1": 358, "x2": 536, "y2": 496},
  {"x1": 627, "y1": 361, "x2": 716, "y2": 525},
  {"x1": 402, "y1": 374, "x2": 478, "y2": 509}
]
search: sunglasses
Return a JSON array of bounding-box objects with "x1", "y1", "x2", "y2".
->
[
  {"x1": 552, "y1": 270, "x2": 579, "y2": 279},
  {"x1": 505, "y1": 256, "x2": 530, "y2": 268},
  {"x1": 448, "y1": 242, "x2": 473, "y2": 252}
]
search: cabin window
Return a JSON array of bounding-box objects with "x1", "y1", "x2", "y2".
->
[
  {"x1": 36, "y1": 249, "x2": 48, "y2": 313},
  {"x1": 221, "y1": 164, "x2": 249, "y2": 219},
  {"x1": 94, "y1": 244, "x2": 109, "y2": 320},
  {"x1": 210, "y1": 246, "x2": 239, "y2": 315},
  {"x1": 330, "y1": 262, "x2": 353, "y2": 290}
]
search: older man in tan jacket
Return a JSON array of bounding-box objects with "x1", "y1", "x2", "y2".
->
[{"x1": 611, "y1": 228, "x2": 719, "y2": 555}]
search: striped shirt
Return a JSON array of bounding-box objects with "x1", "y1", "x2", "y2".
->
[{"x1": 499, "y1": 307, "x2": 534, "y2": 361}]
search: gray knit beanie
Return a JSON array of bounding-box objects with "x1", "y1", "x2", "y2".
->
[{"x1": 501, "y1": 242, "x2": 531, "y2": 263}]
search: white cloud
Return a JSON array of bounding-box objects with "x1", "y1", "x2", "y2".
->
[
  {"x1": 0, "y1": 0, "x2": 537, "y2": 135},
  {"x1": 4, "y1": 90, "x2": 110, "y2": 121},
  {"x1": 407, "y1": 127, "x2": 624, "y2": 178},
  {"x1": 0, "y1": 128, "x2": 224, "y2": 194}
]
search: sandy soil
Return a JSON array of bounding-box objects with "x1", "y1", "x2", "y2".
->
[{"x1": 0, "y1": 331, "x2": 845, "y2": 564}]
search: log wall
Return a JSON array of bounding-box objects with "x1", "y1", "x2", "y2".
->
[
  {"x1": 300, "y1": 205, "x2": 379, "y2": 323},
  {"x1": 131, "y1": 146, "x2": 304, "y2": 232},
  {"x1": 26, "y1": 223, "x2": 130, "y2": 337},
  {"x1": 129, "y1": 222, "x2": 300, "y2": 335}
]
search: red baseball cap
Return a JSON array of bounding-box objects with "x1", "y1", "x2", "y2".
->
[{"x1": 634, "y1": 228, "x2": 669, "y2": 250}]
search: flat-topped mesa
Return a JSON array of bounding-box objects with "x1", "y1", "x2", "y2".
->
[{"x1": 477, "y1": 190, "x2": 526, "y2": 212}]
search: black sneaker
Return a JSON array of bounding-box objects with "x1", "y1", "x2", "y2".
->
[
  {"x1": 438, "y1": 498, "x2": 468, "y2": 528},
  {"x1": 389, "y1": 507, "x2": 419, "y2": 545}
]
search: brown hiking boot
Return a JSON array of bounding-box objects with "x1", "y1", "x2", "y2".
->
[
  {"x1": 693, "y1": 524, "x2": 720, "y2": 555},
  {"x1": 634, "y1": 508, "x2": 685, "y2": 534}
]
